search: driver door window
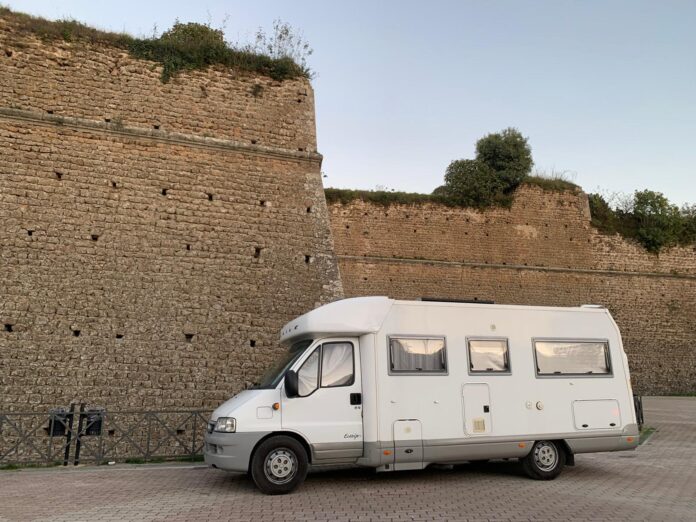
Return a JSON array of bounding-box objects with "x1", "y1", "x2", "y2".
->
[{"x1": 297, "y1": 348, "x2": 320, "y2": 396}]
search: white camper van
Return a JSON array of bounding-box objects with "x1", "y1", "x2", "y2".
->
[{"x1": 204, "y1": 297, "x2": 639, "y2": 494}]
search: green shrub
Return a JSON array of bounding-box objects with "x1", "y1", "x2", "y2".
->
[
  {"x1": 440, "y1": 159, "x2": 511, "y2": 207},
  {"x1": 436, "y1": 128, "x2": 533, "y2": 208},
  {"x1": 589, "y1": 190, "x2": 694, "y2": 253},
  {"x1": 475, "y1": 128, "x2": 533, "y2": 189},
  {"x1": 632, "y1": 190, "x2": 682, "y2": 253}
]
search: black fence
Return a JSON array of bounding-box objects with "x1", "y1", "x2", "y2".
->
[{"x1": 0, "y1": 405, "x2": 211, "y2": 467}]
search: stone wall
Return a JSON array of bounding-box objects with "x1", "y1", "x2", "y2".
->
[
  {"x1": 0, "y1": 14, "x2": 342, "y2": 413},
  {"x1": 328, "y1": 185, "x2": 696, "y2": 394}
]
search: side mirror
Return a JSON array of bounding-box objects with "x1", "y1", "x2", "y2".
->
[{"x1": 284, "y1": 370, "x2": 299, "y2": 398}]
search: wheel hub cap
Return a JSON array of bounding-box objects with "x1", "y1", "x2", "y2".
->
[
  {"x1": 534, "y1": 443, "x2": 558, "y2": 471},
  {"x1": 265, "y1": 448, "x2": 296, "y2": 484}
]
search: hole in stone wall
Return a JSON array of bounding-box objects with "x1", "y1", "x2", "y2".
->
[
  {"x1": 186, "y1": 244, "x2": 191, "y2": 251},
  {"x1": 111, "y1": 181, "x2": 118, "y2": 188},
  {"x1": 4, "y1": 324, "x2": 13, "y2": 332},
  {"x1": 297, "y1": 98, "x2": 302, "y2": 103},
  {"x1": 27, "y1": 230, "x2": 33, "y2": 236},
  {"x1": 254, "y1": 247, "x2": 262, "y2": 258},
  {"x1": 250, "y1": 340, "x2": 256, "y2": 347},
  {"x1": 185, "y1": 333, "x2": 194, "y2": 342},
  {"x1": 161, "y1": 188, "x2": 168, "y2": 196},
  {"x1": 153, "y1": 124, "x2": 160, "y2": 130},
  {"x1": 55, "y1": 171, "x2": 63, "y2": 180},
  {"x1": 304, "y1": 255, "x2": 312, "y2": 264},
  {"x1": 298, "y1": 147, "x2": 304, "y2": 152},
  {"x1": 176, "y1": 429, "x2": 185, "y2": 435},
  {"x1": 5, "y1": 49, "x2": 13, "y2": 57},
  {"x1": 345, "y1": 225, "x2": 350, "y2": 229},
  {"x1": 91, "y1": 234, "x2": 99, "y2": 241},
  {"x1": 46, "y1": 109, "x2": 54, "y2": 114},
  {"x1": 251, "y1": 139, "x2": 257, "y2": 145},
  {"x1": 72, "y1": 329, "x2": 81, "y2": 337},
  {"x1": 306, "y1": 206, "x2": 312, "y2": 213},
  {"x1": 116, "y1": 334, "x2": 124, "y2": 340},
  {"x1": 260, "y1": 200, "x2": 267, "y2": 207},
  {"x1": 104, "y1": 118, "x2": 111, "y2": 123},
  {"x1": 108, "y1": 429, "x2": 116, "y2": 436},
  {"x1": 207, "y1": 193, "x2": 214, "y2": 201}
]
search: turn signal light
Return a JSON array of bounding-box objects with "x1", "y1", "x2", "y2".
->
[
  {"x1": 626, "y1": 437, "x2": 634, "y2": 443},
  {"x1": 272, "y1": 402, "x2": 280, "y2": 411},
  {"x1": 518, "y1": 443, "x2": 526, "y2": 448},
  {"x1": 383, "y1": 450, "x2": 392, "y2": 456}
]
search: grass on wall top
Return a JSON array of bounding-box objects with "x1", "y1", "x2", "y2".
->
[{"x1": 0, "y1": 7, "x2": 309, "y2": 82}]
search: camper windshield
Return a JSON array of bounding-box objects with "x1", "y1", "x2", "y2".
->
[{"x1": 252, "y1": 339, "x2": 313, "y2": 389}]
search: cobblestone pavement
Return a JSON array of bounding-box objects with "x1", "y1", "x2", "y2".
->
[{"x1": 1, "y1": 397, "x2": 694, "y2": 521}]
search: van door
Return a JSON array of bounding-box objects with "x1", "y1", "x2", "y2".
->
[
  {"x1": 281, "y1": 339, "x2": 363, "y2": 461},
  {"x1": 463, "y1": 383, "x2": 492, "y2": 435}
]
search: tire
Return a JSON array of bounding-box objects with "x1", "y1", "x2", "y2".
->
[
  {"x1": 521, "y1": 440, "x2": 565, "y2": 480},
  {"x1": 250, "y1": 435, "x2": 309, "y2": 495}
]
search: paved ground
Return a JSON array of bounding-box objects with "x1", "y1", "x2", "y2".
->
[{"x1": 1, "y1": 397, "x2": 695, "y2": 521}]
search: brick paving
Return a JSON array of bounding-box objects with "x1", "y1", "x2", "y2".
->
[{"x1": 1, "y1": 397, "x2": 694, "y2": 521}]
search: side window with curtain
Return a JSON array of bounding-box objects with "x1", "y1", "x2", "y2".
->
[
  {"x1": 468, "y1": 338, "x2": 510, "y2": 373},
  {"x1": 389, "y1": 337, "x2": 447, "y2": 374},
  {"x1": 297, "y1": 348, "x2": 320, "y2": 396},
  {"x1": 321, "y1": 342, "x2": 355, "y2": 388}
]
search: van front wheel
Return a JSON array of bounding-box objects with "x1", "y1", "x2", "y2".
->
[
  {"x1": 250, "y1": 435, "x2": 308, "y2": 495},
  {"x1": 521, "y1": 440, "x2": 565, "y2": 480}
]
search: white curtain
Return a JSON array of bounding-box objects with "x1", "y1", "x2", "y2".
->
[
  {"x1": 298, "y1": 349, "x2": 320, "y2": 396},
  {"x1": 390, "y1": 338, "x2": 445, "y2": 372},
  {"x1": 535, "y1": 341, "x2": 609, "y2": 374},
  {"x1": 321, "y1": 342, "x2": 354, "y2": 387},
  {"x1": 469, "y1": 339, "x2": 508, "y2": 372}
]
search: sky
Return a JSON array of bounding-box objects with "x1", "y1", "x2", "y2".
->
[{"x1": 5, "y1": 1, "x2": 696, "y2": 206}]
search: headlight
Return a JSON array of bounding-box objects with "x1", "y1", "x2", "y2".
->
[{"x1": 214, "y1": 417, "x2": 236, "y2": 433}]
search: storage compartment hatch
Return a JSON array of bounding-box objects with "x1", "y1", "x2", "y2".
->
[{"x1": 573, "y1": 399, "x2": 621, "y2": 430}]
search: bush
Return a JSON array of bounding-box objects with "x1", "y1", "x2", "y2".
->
[
  {"x1": 632, "y1": 190, "x2": 682, "y2": 253},
  {"x1": 436, "y1": 128, "x2": 533, "y2": 207},
  {"x1": 475, "y1": 128, "x2": 533, "y2": 189},
  {"x1": 589, "y1": 190, "x2": 694, "y2": 253},
  {"x1": 440, "y1": 159, "x2": 509, "y2": 207}
]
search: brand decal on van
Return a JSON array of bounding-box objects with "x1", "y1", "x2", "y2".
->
[{"x1": 344, "y1": 433, "x2": 361, "y2": 439}]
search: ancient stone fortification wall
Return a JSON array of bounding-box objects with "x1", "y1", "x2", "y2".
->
[
  {"x1": 0, "y1": 15, "x2": 342, "y2": 412},
  {"x1": 328, "y1": 185, "x2": 696, "y2": 394}
]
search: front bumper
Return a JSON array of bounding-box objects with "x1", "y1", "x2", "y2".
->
[{"x1": 203, "y1": 431, "x2": 270, "y2": 472}]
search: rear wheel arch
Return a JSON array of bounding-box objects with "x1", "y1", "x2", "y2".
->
[{"x1": 557, "y1": 439, "x2": 575, "y2": 465}]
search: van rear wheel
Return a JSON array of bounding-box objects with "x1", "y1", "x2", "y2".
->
[
  {"x1": 250, "y1": 435, "x2": 308, "y2": 495},
  {"x1": 521, "y1": 440, "x2": 565, "y2": 480}
]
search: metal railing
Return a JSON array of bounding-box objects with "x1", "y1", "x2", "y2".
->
[{"x1": 0, "y1": 405, "x2": 211, "y2": 467}]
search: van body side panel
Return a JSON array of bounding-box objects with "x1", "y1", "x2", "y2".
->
[{"x1": 372, "y1": 302, "x2": 636, "y2": 466}]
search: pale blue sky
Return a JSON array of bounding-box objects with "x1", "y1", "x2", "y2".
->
[{"x1": 5, "y1": 1, "x2": 695, "y2": 205}]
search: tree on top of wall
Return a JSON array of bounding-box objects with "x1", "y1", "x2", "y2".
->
[{"x1": 434, "y1": 127, "x2": 533, "y2": 207}]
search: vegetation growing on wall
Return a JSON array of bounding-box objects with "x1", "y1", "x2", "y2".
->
[
  {"x1": 326, "y1": 125, "x2": 693, "y2": 253},
  {"x1": 0, "y1": 7, "x2": 310, "y2": 82},
  {"x1": 589, "y1": 191, "x2": 696, "y2": 253},
  {"x1": 433, "y1": 128, "x2": 539, "y2": 207}
]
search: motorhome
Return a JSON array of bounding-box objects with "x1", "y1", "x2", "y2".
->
[{"x1": 204, "y1": 297, "x2": 639, "y2": 494}]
